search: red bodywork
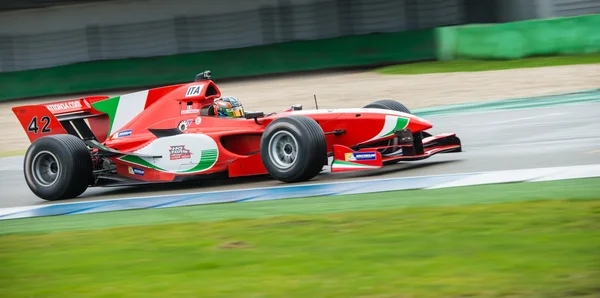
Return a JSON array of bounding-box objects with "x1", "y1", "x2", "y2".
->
[{"x1": 12, "y1": 77, "x2": 461, "y2": 186}]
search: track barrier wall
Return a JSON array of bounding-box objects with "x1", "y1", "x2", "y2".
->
[
  {"x1": 0, "y1": 14, "x2": 599, "y2": 102},
  {"x1": 436, "y1": 14, "x2": 600, "y2": 60},
  {"x1": 0, "y1": 29, "x2": 435, "y2": 102}
]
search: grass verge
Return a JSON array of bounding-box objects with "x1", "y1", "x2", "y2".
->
[
  {"x1": 1, "y1": 198, "x2": 599, "y2": 297},
  {"x1": 0, "y1": 149, "x2": 25, "y2": 158},
  {"x1": 373, "y1": 53, "x2": 600, "y2": 75}
]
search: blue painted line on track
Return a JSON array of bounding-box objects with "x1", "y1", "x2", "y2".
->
[{"x1": 0, "y1": 173, "x2": 476, "y2": 220}]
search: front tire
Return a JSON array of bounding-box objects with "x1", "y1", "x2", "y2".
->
[
  {"x1": 260, "y1": 116, "x2": 327, "y2": 183},
  {"x1": 24, "y1": 134, "x2": 93, "y2": 201},
  {"x1": 363, "y1": 99, "x2": 412, "y2": 156},
  {"x1": 363, "y1": 99, "x2": 411, "y2": 114}
]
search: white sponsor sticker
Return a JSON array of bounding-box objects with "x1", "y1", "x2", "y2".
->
[
  {"x1": 181, "y1": 109, "x2": 200, "y2": 114},
  {"x1": 128, "y1": 166, "x2": 144, "y2": 176},
  {"x1": 45, "y1": 100, "x2": 82, "y2": 112},
  {"x1": 195, "y1": 117, "x2": 202, "y2": 125},
  {"x1": 118, "y1": 134, "x2": 219, "y2": 173},
  {"x1": 116, "y1": 130, "x2": 132, "y2": 138},
  {"x1": 185, "y1": 84, "x2": 205, "y2": 97}
]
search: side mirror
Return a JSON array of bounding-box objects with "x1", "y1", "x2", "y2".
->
[
  {"x1": 245, "y1": 111, "x2": 265, "y2": 119},
  {"x1": 291, "y1": 104, "x2": 302, "y2": 111}
]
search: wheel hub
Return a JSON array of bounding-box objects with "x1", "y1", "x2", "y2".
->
[
  {"x1": 268, "y1": 131, "x2": 299, "y2": 170},
  {"x1": 50, "y1": 162, "x2": 58, "y2": 174},
  {"x1": 283, "y1": 144, "x2": 293, "y2": 154},
  {"x1": 31, "y1": 151, "x2": 60, "y2": 187}
]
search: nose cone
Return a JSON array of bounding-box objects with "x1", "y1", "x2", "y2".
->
[{"x1": 408, "y1": 114, "x2": 432, "y2": 132}]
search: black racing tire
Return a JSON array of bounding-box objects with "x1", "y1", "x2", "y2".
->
[
  {"x1": 23, "y1": 134, "x2": 93, "y2": 201},
  {"x1": 260, "y1": 115, "x2": 327, "y2": 183},
  {"x1": 363, "y1": 99, "x2": 411, "y2": 114}
]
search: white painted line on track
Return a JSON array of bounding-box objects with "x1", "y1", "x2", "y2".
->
[
  {"x1": 489, "y1": 112, "x2": 565, "y2": 125},
  {"x1": 0, "y1": 206, "x2": 40, "y2": 217},
  {"x1": 426, "y1": 164, "x2": 600, "y2": 189},
  {"x1": 529, "y1": 164, "x2": 600, "y2": 182}
]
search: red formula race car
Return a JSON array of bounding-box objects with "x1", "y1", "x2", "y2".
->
[{"x1": 12, "y1": 71, "x2": 462, "y2": 201}]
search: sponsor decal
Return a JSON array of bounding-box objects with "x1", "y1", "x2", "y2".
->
[
  {"x1": 128, "y1": 166, "x2": 145, "y2": 176},
  {"x1": 185, "y1": 84, "x2": 205, "y2": 97},
  {"x1": 116, "y1": 129, "x2": 132, "y2": 138},
  {"x1": 178, "y1": 120, "x2": 189, "y2": 132},
  {"x1": 344, "y1": 152, "x2": 377, "y2": 161},
  {"x1": 45, "y1": 100, "x2": 82, "y2": 112},
  {"x1": 181, "y1": 109, "x2": 200, "y2": 114},
  {"x1": 169, "y1": 145, "x2": 192, "y2": 160},
  {"x1": 118, "y1": 134, "x2": 219, "y2": 173},
  {"x1": 195, "y1": 117, "x2": 202, "y2": 125}
]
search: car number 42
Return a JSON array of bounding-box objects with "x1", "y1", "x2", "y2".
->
[{"x1": 28, "y1": 116, "x2": 52, "y2": 134}]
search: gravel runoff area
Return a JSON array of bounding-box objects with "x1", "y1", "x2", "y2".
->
[{"x1": 1, "y1": 63, "x2": 598, "y2": 152}]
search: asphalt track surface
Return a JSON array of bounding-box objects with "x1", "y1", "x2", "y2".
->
[{"x1": 1, "y1": 102, "x2": 599, "y2": 208}]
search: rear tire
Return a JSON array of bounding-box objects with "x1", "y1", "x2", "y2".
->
[
  {"x1": 260, "y1": 116, "x2": 327, "y2": 183},
  {"x1": 24, "y1": 134, "x2": 93, "y2": 201}
]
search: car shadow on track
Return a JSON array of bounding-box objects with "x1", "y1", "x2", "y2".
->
[
  {"x1": 83, "y1": 175, "x2": 276, "y2": 197},
  {"x1": 30, "y1": 175, "x2": 278, "y2": 205},
  {"x1": 70, "y1": 159, "x2": 462, "y2": 201}
]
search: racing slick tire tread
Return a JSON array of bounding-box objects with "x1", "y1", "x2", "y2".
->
[
  {"x1": 260, "y1": 115, "x2": 327, "y2": 183},
  {"x1": 23, "y1": 134, "x2": 93, "y2": 201},
  {"x1": 363, "y1": 99, "x2": 411, "y2": 114}
]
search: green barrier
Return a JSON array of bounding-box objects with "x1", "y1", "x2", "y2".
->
[
  {"x1": 0, "y1": 29, "x2": 435, "y2": 101},
  {"x1": 437, "y1": 14, "x2": 600, "y2": 60}
]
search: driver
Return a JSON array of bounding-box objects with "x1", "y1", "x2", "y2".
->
[{"x1": 213, "y1": 96, "x2": 245, "y2": 118}]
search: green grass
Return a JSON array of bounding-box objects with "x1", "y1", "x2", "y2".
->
[
  {"x1": 0, "y1": 149, "x2": 25, "y2": 158},
  {"x1": 2, "y1": 178, "x2": 599, "y2": 235},
  {"x1": 1, "y1": 199, "x2": 599, "y2": 297},
  {"x1": 1, "y1": 178, "x2": 600, "y2": 297},
  {"x1": 374, "y1": 53, "x2": 600, "y2": 75}
]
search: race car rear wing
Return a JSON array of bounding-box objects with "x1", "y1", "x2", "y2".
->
[{"x1": 12, "y1": 96, "x2": 111, "y2": 144}]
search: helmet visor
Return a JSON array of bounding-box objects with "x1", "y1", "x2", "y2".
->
[{"x1": 230, "y1": 107, "x2": 244, "y2": 117}]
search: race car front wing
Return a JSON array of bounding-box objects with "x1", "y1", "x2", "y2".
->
[{"x1": 330, "y1": 129, "x2": 461, "y2": 173}]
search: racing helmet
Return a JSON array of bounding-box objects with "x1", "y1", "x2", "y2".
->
[{"x1": 213, "y1": 96, "x2": 245, "y2": 118}]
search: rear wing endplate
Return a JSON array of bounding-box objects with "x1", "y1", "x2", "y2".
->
[{"x1": 12, "y1": 96, "x2": 110, "y2": 144}]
